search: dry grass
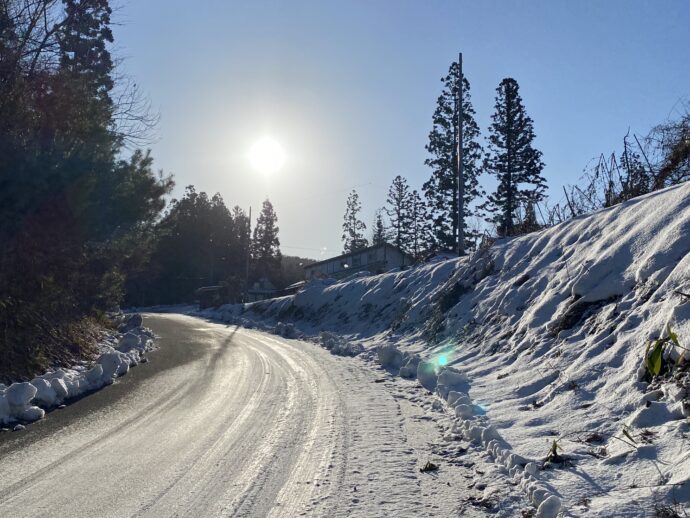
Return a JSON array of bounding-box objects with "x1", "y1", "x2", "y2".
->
[{"x1": 0, "y1": 312, "x2": 105, "y2": 384}]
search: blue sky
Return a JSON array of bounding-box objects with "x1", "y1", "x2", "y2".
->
[{"x1": 114, "y1": 0, "x2": 690, "y2": 259}]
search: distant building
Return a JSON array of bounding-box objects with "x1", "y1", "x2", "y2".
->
[
  {"x1": 304, "y1": 243, "x2": 414, "y2": 280},
  {"x1": 247, "y1": 277, "x2": 277, "y2": 302}
]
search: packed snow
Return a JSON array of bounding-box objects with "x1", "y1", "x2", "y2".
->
[
  {"x1": 0, "y1": 313, "x2": 155, "y2": 428},
  {"x1": 198, "y1": 182, "x2": 690, "y2": 516}
]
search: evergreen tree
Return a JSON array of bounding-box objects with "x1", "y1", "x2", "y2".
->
[
  {"x1": 0, "y1": 0, "x2": 173, "y2": 379},
  {"x1": 423, "y1": 60, "x2": 484, "y2": 251},
  {"x1": 385, "y1": 175, "x2": 411, "y2": 250},
  {"x1": 342, "y1": 190, "x2": 368, "y2": 253},
  {"x1": 60, "y1": 0, "x2": 114, "y2": 99},
  {"x1": 252, "y1": 199, "x2": 281, "y2": 282},
  {"x1": 371, "y1": 208, "x2": 389, "y2": 246},
  {"x1": 57, "y1": 0, "x2": 116, "y2": 157},
  {"x1": 483, "y1": 78, "x2": 546, "y2": 237},
  {"x1": 406, "y1": 190, "x2": 429, "y2": 259},
  {"x1": 230, "y1": 205, "x2": 251, "y2": 273}
]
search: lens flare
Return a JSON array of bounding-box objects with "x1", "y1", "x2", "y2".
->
[{"x1": 438, "y1": 355, "x2": 448, "y2": 367}]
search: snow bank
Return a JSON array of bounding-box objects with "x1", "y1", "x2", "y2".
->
[
  {"x1": 319, "y1": 331, "x2": 363, "y2": 357},
  {"x1": 377, "y1": 344, "x2": 404, "y2": 370},
  {"x1": 1, "y1": 313, "x2": 155, "y2": 429},
  {"x1": 200, "y1": 182, "x2": 690, "y2": 515},
  {"x1": 273, "y1": 322, "x2": 298, "y2": 339}
]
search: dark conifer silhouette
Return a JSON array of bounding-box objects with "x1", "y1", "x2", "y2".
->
[
  {"x1": 423, "y1": 60, "x2": 484, "y2": 251},
  {"x1": 483, "y1": 78, "x2": 546, "y2": 237}
]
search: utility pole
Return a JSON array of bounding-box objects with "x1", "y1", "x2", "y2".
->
[{"x1": 457, "y1": 52, "x2": 465, "y2": 256}]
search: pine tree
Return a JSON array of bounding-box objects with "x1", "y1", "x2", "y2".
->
[
  {"x1": 58, "y1": 0, "x2": 116, "y2": 154},
  {"x1": 342, "y1": 190, "x2": 368, "y2": 253},
  {"x1": 231, "y1": 205, "x2": 250, "y2": 270},
  {"x1": 385, "y1": 175, "x2": 411, "y2": 250},
  {"x1": 60, "y1": 0, "x2": 114, "y2": 98},
  {"x1": 252, "y1": 199, "x2": 281, "y2": 282},
  {"x1": 483, "y1": 78, "x2": 546, "y2": 237},
  {"x1": 406, "y1": 190, "x2": 429, "y2": 259},
  {"x1": 371, "y1": 208, "x2": 389, "y2": 246},
  {"x1": 423, "y1": 60, "x2": 484, "y2": 251}
]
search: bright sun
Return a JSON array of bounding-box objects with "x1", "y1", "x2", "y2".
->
[{"x1": 248, "y1": 136, "x2": 286, "y2": 174}]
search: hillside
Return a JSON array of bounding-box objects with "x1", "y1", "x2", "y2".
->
[{"x1": 201, "y1": 181, "x2": 690, "y2": 516}]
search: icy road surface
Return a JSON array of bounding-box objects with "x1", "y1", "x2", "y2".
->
[{"x1": 0, "y1": 314, "x2": 491, "y2": 517}]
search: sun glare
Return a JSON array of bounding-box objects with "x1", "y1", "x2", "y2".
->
[{"x1": 248, "y1": 136, "x2": 286, "y2": 174}]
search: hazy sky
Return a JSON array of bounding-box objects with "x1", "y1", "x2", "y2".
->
[{"x1": 114, "y1": 0, "x2": 690, "y2": 260}]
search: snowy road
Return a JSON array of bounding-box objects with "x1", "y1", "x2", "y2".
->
[{"x1": 0, "y1": 313, "x2": 487, "y2": 517}]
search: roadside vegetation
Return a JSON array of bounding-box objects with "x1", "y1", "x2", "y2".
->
[
  {"x1": 0, "y1": 0, "x2": 172, "y2": 382},
  {"x1": 0, "y1": 1, "x2": 310, "y2": 381}
]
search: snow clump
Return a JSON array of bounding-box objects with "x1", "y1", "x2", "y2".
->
[{"x1": 0, "y1": 312, "x2": 155, "y2": 428}]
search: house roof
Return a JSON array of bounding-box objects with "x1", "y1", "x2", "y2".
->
[{"x1": 303, "y1": 242, "x2": 414, "y2": 270}]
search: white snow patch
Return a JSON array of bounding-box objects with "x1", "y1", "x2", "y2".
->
[
  {"x1": 2, "y1": 312, "x2": 156, "y2": 428},
  {"x1": 197, "y1": 182, "x2": 690, "y2": 515}
]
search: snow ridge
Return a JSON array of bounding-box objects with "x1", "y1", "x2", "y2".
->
[{"x1": 201, "y1": 182, "x2": 690, "y2": 516}]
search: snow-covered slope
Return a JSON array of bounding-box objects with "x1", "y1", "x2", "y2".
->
[{"x1": 204, "y1": 182, "x2": 690, "y2": 516}]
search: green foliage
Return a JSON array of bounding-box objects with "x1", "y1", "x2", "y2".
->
[
  {"x1": 406, "y1": 190, "x2": 428, "y2": 259},
  {"x1": 0, "y1": 0, "x2": 171, "y2": 380},
  {"x1": 126, "y1": 187, "x2": 250, "y2": 305},
  {"x1": 645, "y1": 339, "x2": 665, "y2": 377},
  {"x1": 371, "y1": 208, "x2": 389, "y2": 246},
  {"x1": 544, "y1": 439, "x2": 563, "y2": 465},
  {"x1": 342, "y1": 189, "x2": 368, "y2": 253},
  {"x1": 482, "y1": 78, "x2": 546, "y2": 237},
  {"x1": 252, "y1": 199, "x2": 282, "y2": 283},
  {"x1": 386, "y1": 175, "x2": 412, "y2": 250},
  {"x1": 384, "y1": 177, "x2": 430, "y2": 258},
  {"x1": 128, "y1": 190, "x2": 305, "y2": 305},
  {"x1": 423, "y1": 59, "x2": 485, "y2": 251},
  {"x1": 644, "y1": 325, "x2": 685, "y2": 379}
]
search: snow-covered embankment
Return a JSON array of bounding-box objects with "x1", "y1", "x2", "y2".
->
[{"x1": 200, "y1": 182, "x2": 690, "y2": 516}]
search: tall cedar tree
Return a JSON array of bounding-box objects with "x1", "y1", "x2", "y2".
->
[
  {"x1": 342, "y1": 190, "x2": 368, "y2": 253},
  {"x1": 483, "y1": 78, "x2": 546, "y2": 237},
  {"x1": 252, "y1": 199, "x2": 281, "y2": 283},
  {"x1": 385, "y1": 176, "x2": 411, "y2": 250},
  {"x1": 371, "y1": 209, "x2": 389, "y2": 246},
  {"x1": 406, "y1": 190, "x2": 428, "y2": 259},
  {"x1": 423, "y1": 61, "x2": 484, "y2": 251}
]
